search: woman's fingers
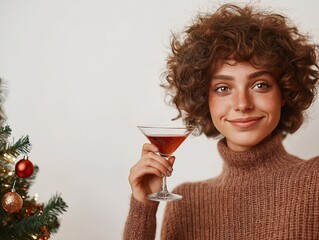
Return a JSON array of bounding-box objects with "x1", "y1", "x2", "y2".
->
[
  {"x1": 141, "y1": 143, "x2": 158, "y2": 156},
  {"x1": 145, "y1": 152, "x2": 173, "y2": 172},
  {"x1": 129, "y1": 143, "x2": 176, "y2": 187},
  {"x1": 140, "y1": 143, "x2": 174, "y2": 172},
  {"x1": 135, "y1": 153, "x2": 172, "y2": 177},
  {"x1": 129, "y1": 145, "x2": 177, "y2": 203},
  {"x1": 167, "y1": 156, "x2": 175, "y2": 167},
  {"x1": 130, "y1": 165, "x2": 163, "y2": 182}
]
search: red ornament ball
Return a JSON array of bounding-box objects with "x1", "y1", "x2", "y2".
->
[
  {"x1": 1, "y1": 191, "x2": 23, "y2": 213},
  {"x1": 15, "y1": 157, "x2": 34, "y2": 178}
]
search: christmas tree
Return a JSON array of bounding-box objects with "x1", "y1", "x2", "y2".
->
[{"x1": 0, "y1": 80, "x2": 67, "y2": 239}]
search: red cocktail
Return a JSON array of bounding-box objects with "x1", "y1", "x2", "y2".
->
[
  {"x1": 145, "y1": 135, "x2": 187, "y2": 157},
  {"x1": 138, "y1": 126, "x2": 195, "y2": 201}
]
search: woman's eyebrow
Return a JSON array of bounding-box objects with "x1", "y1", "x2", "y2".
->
[
  {"x1": 248, "y1": 70, "x2": 272, "y2": 79},
  {"x1": 211, "y1": 70, "x2": 272, "y2": 81},
  {"x1": 211, "y1": 75, "x2": 234, "y2": 81}
]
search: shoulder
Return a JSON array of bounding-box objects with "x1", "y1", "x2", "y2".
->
[
  {"x1": 292, "y1": 155, "x2": 319, "y2": 199},
  {"x1": 309, "y1": 155, "x2": 319, "y2": 163},
  {"x1": 289, "y1": 155, "x2": 319, "y2": 187},
  {"x1": 299, "y1": 155, "x2": 319, "y2": 172}
]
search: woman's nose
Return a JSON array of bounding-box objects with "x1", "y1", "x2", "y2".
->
[{"x1": 233, "y1": 90, "x2": 254, "y2": 112}]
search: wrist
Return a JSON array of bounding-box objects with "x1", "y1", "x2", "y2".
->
[{"x1": 132, "y1": 193, "x2": 154, "y2": 205}]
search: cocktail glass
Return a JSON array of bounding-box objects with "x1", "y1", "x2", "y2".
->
[{"x1": 137, "y1": 125, "x2": 195, "y2": 202}]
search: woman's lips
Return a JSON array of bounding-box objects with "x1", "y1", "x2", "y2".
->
[{"x1": 227, "y1": 117, "x2": 263, "y2": 128}]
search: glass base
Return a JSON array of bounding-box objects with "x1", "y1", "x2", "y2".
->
[{"x1": 147, "y1": 191, "x2": 182, "y2": 202}]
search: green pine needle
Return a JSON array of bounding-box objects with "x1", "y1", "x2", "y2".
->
[
  {"x1": 0, "y1": 122, "x2": 67, "y2": 239},
  {"x1": 0, "y1": 125, "x2": 11, "y2": 143},
  {"x1": 6, "y1": 136, "x2": 31, "y2": 157},
  {"x1": 6, "y1": 194, "x2": 67, "y2": 238}
]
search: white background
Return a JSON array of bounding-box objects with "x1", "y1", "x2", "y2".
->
[{"x1": 0, "y1": 0, "x2": 318, "y2": 239}]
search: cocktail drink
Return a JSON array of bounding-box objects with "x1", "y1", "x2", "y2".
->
[{"x1": 137, "y1": 126, "x2": 195, "y2": 201}]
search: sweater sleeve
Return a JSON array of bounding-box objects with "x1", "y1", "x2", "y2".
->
[{"x1": 123, "y1": 196, "x2": 159, "y2": 240}]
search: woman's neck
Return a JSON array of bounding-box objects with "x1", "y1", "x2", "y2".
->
[{"x1": 217, "y1": 133, "x2": 299, "y2": 178}]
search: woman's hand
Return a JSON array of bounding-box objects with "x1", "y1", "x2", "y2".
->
[{"x1": 129, "y1": 143, "x2": 175, "y2": 204}]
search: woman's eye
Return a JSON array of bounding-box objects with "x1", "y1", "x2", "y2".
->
[
  {"x1": 253, "y1": 82, "x2": 271, "y2": 90},
  {"x1": 214, "y1": 86, "x2": 230, "y2": 93}
]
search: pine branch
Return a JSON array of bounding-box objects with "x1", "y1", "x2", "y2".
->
[
  {"x1": 0, "y1": 121, "x2": 67, "y2": 238},
  {"x1": 6, "y1": 194, "x2": 67, "y2": 238},
  {"x1": 0, "y1": 125, "x2": 12, "y2": 144},
  {"x1": 0, "y1": 136, "x2": 31, "y2": 162},
  {"x1": 44, "y1": 193, "x2": 68, "y2": 215},
  {"x1": 0, "y1": 125, "x2": 12, "y2": 159}
]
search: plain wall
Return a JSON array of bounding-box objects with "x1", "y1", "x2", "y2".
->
[{"x1": 0, "y1": 0, "x2": 318, "y2": 239}]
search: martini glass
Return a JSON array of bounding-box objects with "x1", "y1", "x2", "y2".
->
[{"x1": 137, "y1": 125, "x2": 195, "y2": 202}]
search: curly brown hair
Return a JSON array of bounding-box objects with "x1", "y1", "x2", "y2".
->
[{"x1": 162, "y1": 3, "x2": 319, "y2": 138}]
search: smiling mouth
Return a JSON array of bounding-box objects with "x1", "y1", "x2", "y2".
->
[{"x1": 227, "y1": 117, "x2": 263, "y2": 128}]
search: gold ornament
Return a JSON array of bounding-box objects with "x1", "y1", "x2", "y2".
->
[{"x1": 1, "y1": 191, "x2": 23, "y2": 213}]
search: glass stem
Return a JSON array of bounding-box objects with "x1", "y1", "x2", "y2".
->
[
  {"x1": 160, "y1": 156, "x2": 169, "y2": 194},
  {"x1": 161, "y1": 176, "x2": 168, "y2": 193}
]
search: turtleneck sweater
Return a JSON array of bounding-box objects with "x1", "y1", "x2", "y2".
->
[{"x1": 123, "y1": 134, "x2": 319, "y2": 239}]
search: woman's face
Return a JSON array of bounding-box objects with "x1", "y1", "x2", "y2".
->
[{"x1": 208, "y1": 61, "x2": 284, "y2": 151}]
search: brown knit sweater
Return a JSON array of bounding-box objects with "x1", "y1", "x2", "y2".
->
[{"x1": 123, "y1": 134, "x2": 319, "y2": 239}]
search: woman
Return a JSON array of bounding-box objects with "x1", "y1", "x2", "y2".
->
[{"x1": 124, "y1": 3, "x2": 319, "y2": 239}]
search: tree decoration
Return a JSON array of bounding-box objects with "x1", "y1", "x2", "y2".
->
[
  {"x1": 15, "y1": 156, "x2": 34, "y2": 178},
  {"x1": 0, "y1": 124, "x2": 68, "y2": 239},
  {"x1": 1, "y1": 190, "x2": 23, "y2": 213}
]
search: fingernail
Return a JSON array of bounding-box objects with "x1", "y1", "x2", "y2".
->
[
  {"x1": 166, "y1": 171, "x2": 171, "y2": 176},
  {"x1": 168, "y1": 166, "x2": 173, "y2": 172}
]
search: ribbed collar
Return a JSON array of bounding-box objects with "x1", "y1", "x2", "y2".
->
[{"x1": 217, "y1": 133, "x2": 299, "y2": 178}]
